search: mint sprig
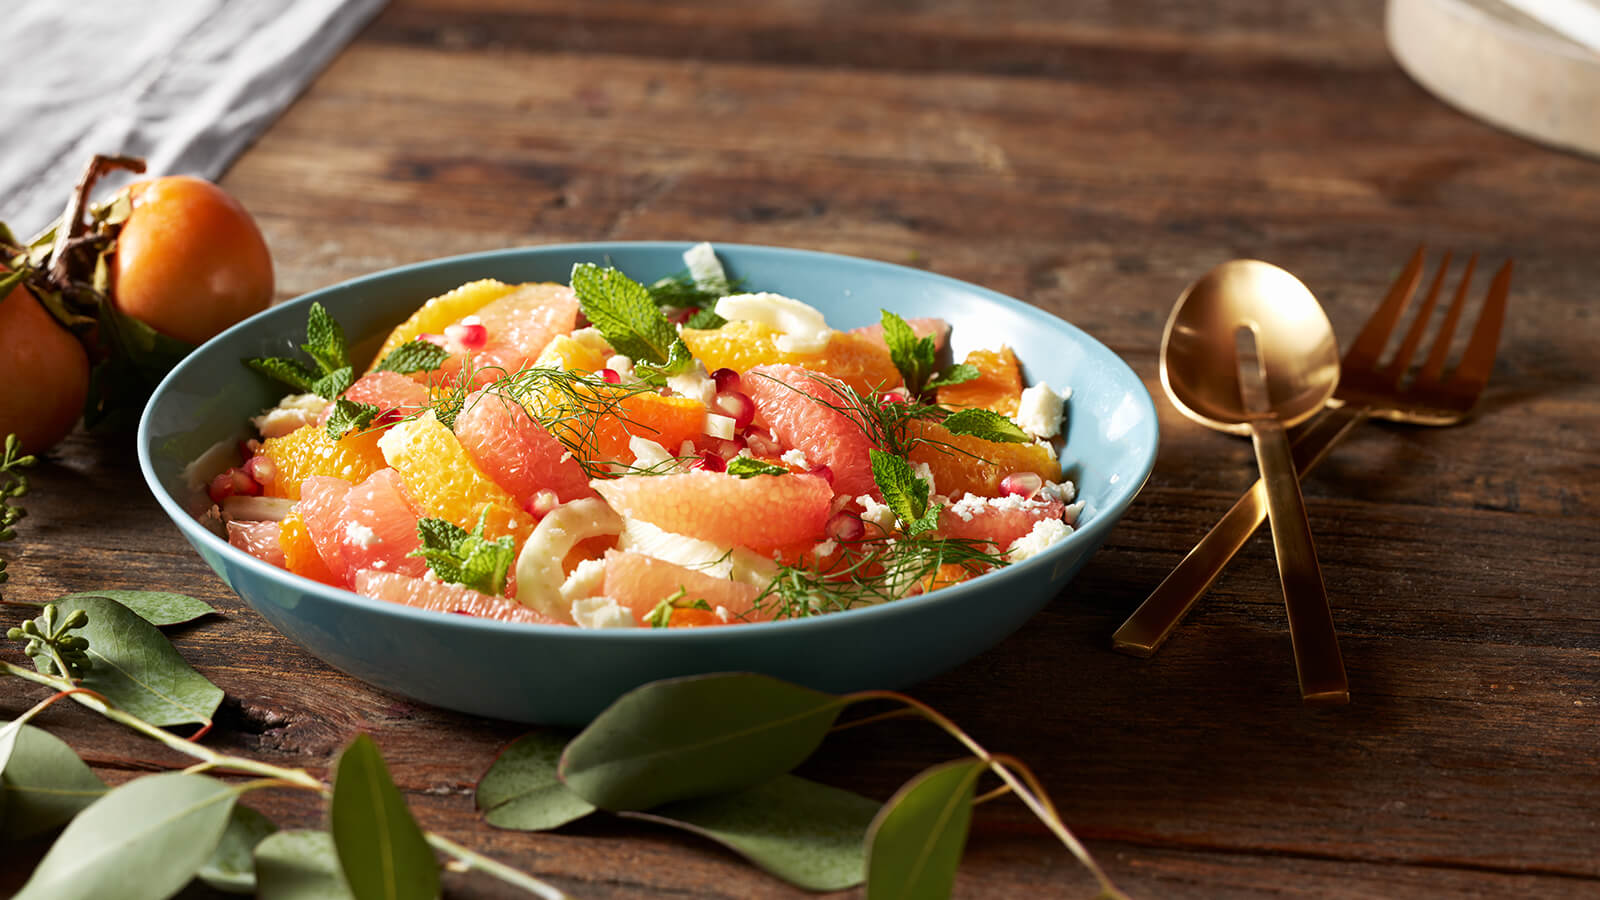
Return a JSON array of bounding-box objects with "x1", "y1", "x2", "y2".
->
[
  {"x1": 869, "y1": 449, "x2": 940, "y2": 536},
  {"x1": 245, "y1": 302, "x2": 356, "y2": 401},
  {"x1": 325, "y1": 398, "x2": 381, "y2": 440},
  {"x1": 879, "y1": 310, "x2": 975, "y2": 396},
  {"x1": 726, "y1": 458, "x2": 789, "y2": 478},
  {"x1": 410, "y1": 513, "x2": 516, "y2": 596},
  {"x1": 942, "y1": 408, "x2": 1029, "y2": 443},
  {"x1": 373, "y1": 338, "x2": 450, "y2": 375},
  {"x1": 571, "y1": 264, "x2": 689, "y2": 368}
]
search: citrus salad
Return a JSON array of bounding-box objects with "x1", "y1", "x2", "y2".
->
[{"x1": 206, "y1": 244, "x2": 1081, "y2": 628}]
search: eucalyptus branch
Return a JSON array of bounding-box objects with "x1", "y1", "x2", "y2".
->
[{"x1": 855, "y1": 689, "x2": 1129, "y2": 900}]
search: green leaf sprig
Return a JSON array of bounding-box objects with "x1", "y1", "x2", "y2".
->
[
  {"x1": 245, "y1": 302, "x2": 356, "y2": 400},
  {"x1": 570, "y1": 263, "x2": 696, "y2": 382},
  {"x1": 0, "y1": 434, "x2": 37, "y2": 599},
  {"x1": 870, "y1": 449, "x2": 940, "y2": 536},
  {"x1": 373, "y1": 337, "x2": 451, "y2": 375},
  {"x1": 941, "y1": 407, "x2": 1030, "y2": 443},
  {"x1": 411, "y1": 514, "x2": 517, "y2": 596},
  {"x1": 879, "y1": 310, "x2": 976, "y2": 398},
  {"x1": 725, "y1": 457, "x2": 789, "y2": 478},
  {"x1": 326, "y1": 397, "x2": 382, "y2": 440},
  {"x1": 7, "y1": 605, "x2": 91, "y2": 679}
]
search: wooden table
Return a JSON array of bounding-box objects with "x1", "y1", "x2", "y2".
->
[{"x1": 5, "y1": 0, "x2": 1597, "y2": 896}]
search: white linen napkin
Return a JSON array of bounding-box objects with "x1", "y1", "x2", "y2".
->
[{"x1": 1, "y1": 0, "x2": 386, "y2": 234}]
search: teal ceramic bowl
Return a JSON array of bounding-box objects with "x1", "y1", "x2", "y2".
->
[{"x1": 139, "y1": 243, "x2": 1157, "y2": 724}]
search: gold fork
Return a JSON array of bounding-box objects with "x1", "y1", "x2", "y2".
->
[{"x1": 1112, "y1": 248, "x2": 1513, "y2": 658}]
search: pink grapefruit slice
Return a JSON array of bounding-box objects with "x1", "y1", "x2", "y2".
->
[
  {"x1": 454, "y1": 389, "x2": 595, "y2": 506},
  {"x1": 937, "y1": 493, "x2": 1067, "y2": 550},
  {"x1": 849, "y1": 316, "x2": 950, "y2": 353},
  {"x1": 602, "y1": 549, "x2": 766, "y2": 626},
  {"x1": 317, "y1": 371, "x2": 431, "y2": 428},
  {"x1": 228, "y1": 520, "x2": 285, "y2": 567},
  {"x1": 298, "y1": 476, "x2": 355, "y2": 587},
  {"x1": 339, "y1": 468, "x2": 426, "y2": 578},
  {"x1": 436, "y1": 283, "x2": 580, "y2": 385},
  {"x1": 592, "y1": 469, "x2": 832, "y2": 552},
  {"x1": 744, "y1": 364, "x2": 879, "y2": 498},
  {"x1": 354, "y1": 569, "x2": 560, "y2": 624}
]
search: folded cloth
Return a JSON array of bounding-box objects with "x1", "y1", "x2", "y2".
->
[{"x1": 1, "y1": 0, "x2": 386, "y2": 234}]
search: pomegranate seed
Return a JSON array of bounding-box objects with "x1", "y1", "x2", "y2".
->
[
  {"x1": 808, "y1": 464, "x2": 834, "y2": 485},
  {"x1": 878, "y1": 388, "x2": 910, "y2": 405},
  {"x1": 825, "y1": 511, "x2": 865, "y2": 542},
  {"x1": 373, "y1": 408, "x2": 405, "y2": 427},
  {"x1": 1000, "y1": 472, "x2": 1044, "y2": 500},
  {"x1": 713, "y1": 390, "x2": 755, "y2": 431},
  {"x1": 418, "y1": 332, "x2": 450, "y2": 348},
  {"x1": 744, "y1": 429, "x2": 782, "y2": 458},
  {"x1": 696, "y1": 452, "x2": 727, "y2": 472},
  {"x1": 233, "y1": 469, "x2": 263, "y2": 497},
  {"x1": 698, "y1": 436, "x2": 746, "y2": 460},
  {"x1": 207, "y1": 472, "x2": 237, "y2": 504},
  {"x1": 445, "y1": 321, "x2": 489, "y2": 351},
  {"x1": 525, "y1": 489, "x2": 561, "y2": 518},
  {"x1": 600, "y1": 368, "x2": 622, "y2": 385},
  {"x1": 244, "y1": 455, "x2": 276, "y2": 485},
  {"x1": 710, "y1": 368, "x2": 741, "y2": 392}
]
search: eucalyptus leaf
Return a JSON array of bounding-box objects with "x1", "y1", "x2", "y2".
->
[
  {"x1": 624, "y1": 775, "x2": 879, "y2": 891},
  {"x1": 198, "y1": 802, "x2": 279, "y2": 894},
  {"x1": 57, "y1": 590, "x2": 217, "y2": 627},
  {"x1": 476, "y1": 731, "x2": 594, "y2": 831},
  {"x1": 864, "y1": 758, "x2": 986, "y2": 900},
  {"x1": 330, "y1": 734, "x2": 440, "y2": 900},
  {"x1": 13, "y1": 773, "x2": 238, "y2": 900},
  {"x1": 560, "y1": 673, "x2": 851, "y2": 811},
  {"x1": 0, "y1": 724, "x2": 106, "y2": 839},
  {"x1": 42, "y1": 594, "x2": 223, "y2": 728},
  {"x1": 256, "y1": 830, "x2": 355, "y2": 900}
]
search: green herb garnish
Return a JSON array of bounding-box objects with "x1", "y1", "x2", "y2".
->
[
  {"x1": 325, "y1": 398, "x2": 381, "y2": 440},
  {"x1": 879, "y1": 310, "x2": 975, "y2": 397},
  {"x1": 246, "y1": 302, "x2": 355, "y2": 400},
  {"x1": 726, "y1": 458, "x2": 789, "y2": 478},
  {"x1": 941, "y1": 407, "x2": 1029, "y2": 443},
  {"x1": 0, "y1": 434, "x2": 36, "y2": 601},
  {"x1": 570, "y1": 263, "x2": 694, "y2": 379},
  {"x1": 869, "y1": 449, "x2": 940, "y2": 536},
  {"x1": 373, "y1": 338, "x2": 450, "y2": 375},
  {"x1": 410, "y1": 513, "x2": 516, "y2": 596}
]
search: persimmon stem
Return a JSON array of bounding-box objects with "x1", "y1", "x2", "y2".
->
[{"x1": 46, "y1": 154, "x2": 144, "y2": 287}]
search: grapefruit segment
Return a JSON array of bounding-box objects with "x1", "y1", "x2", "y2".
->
[
  {"x1": 278, "y1": 513, "x2": 342, "y2": 586},
  {"x1": 602, "y1": 549, "x2": 766, "y2": 626},
  {"x1": 455, "y1": 389, "x2": 595, "y2": 505},
  {"x1": 937, "y1": 492, "x2": 1067, "y2": 549},
  {"x1": 317, "y1": 371, "x2": 431, "y2": 427},
  {"x1": 434, "y1": 283, "x2": 580, "y2": 386},
  {"x1": 298, "y1": 476, "x2": 355, "y2": 586},
  {"x1": 850, "y1": 317, "x2": 951, "y2": 353},
  {"x1": 340, "y1": 468, "x2": 426, "y2": 578},
  {"x1": 744, "y1": 364, "x2": 879, "y2": 498},
  {"x1": 355, "y1": 570, "x2": 559, "y2": 624},
  {"x1": 228, "y1": 520, "x2": 284, "y2": 567},
  {"x1": 592, "y1": 469, "x2": 832, "y2": 552},
  {"x1": 368, "y1": 279, "x2": 518, "y2": 370}
]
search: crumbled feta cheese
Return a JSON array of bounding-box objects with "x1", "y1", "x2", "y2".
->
[
  {"x1": 252, "y1": 393, "x2": 330, "y2": 439},
  {"x1": 667, "y1": 366, "x2": 717, "y2": 407},
  {"x1": 947, "y1": 491, "x2": 1052, "y2": 523},
  {"x1": 568, "y1": 327, "x2": 614, "y2": 356},
  {"x1": 683, "y1": 242, "x2": 727, "y2": 289},
  {"x1": 605, "y1": 354, "x2": 635, "y2": 381},
  {"x1": 1006, "y1": 518, "x2": 1073, "y2": 562},
  {"x1": 856, "y1": 494, "x2": 899, "y2": 533},
  {"x1": 704, "y1": 412, "x2": 737, "y2": 440},
  {"x1": 571, "y1": 596, "x2": 637, "y2": 629},
  {"x1": 812, "y1": 539, "x2": 838, "y2": 559},
  {"x1": 1065, "y1": 500, "x2": 1086, "y2": 525},
  {"x1": 714, "y1": 605, "x2": 731, "y2": 622},
  {"x1": 628, "y1": 436, "x2": 675, "y2": 470},
  {"x1": 344, "y1": 522, "x2": 377, "y2": 548},
  {"x1": 714, "y1": 292, "x2": 831, "y2": 354},
  {"x1": 1012, "y1": 383, "x2": 1066, "y2": 439},
  {"x1": 1040, "y1": 479, "x2": 1076, "y2": 503},
  {"x1": 559, "y1": 558, "x2": 608, "y2": 603},
  {"x1": 781, "y1": 448, "x2": 810, "y2": 469}
]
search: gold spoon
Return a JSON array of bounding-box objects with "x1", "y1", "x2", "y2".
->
[{"x1": 1160, "y1": 260, "x2": 1349, "y2": 704}]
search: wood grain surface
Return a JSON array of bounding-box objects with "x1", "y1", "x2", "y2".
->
[{"x1": 4, "y1": 1, "x2": 1597, "y2": 897}]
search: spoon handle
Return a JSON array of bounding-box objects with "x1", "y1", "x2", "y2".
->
[{"x1": 1252, "y1": 416, "x2": 1349, "y2": 705}]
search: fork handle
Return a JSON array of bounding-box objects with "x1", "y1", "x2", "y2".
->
[{"x1": 1111, "y1": 405, "x2": 1368, "y2": 659}]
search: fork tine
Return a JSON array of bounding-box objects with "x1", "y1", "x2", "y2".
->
[
  {"x1": 1420, "y1": 259, "x2": 1512, "y2": 393},
  {"x1": 1414, "y1": 254, "x2": 1476, "y2": 384},
  {"x1": 1379, "y1": 251, "x2": 1451, "y2": 382},
  {"x1": 1343, "y1": 245, "x2": 1425, "y2": 371}
]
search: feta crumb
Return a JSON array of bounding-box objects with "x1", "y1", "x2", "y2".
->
[
  {"x1": 714, "y1": 605, "x2": 731, "y2": 622},
  {"x1": 559, "y1": 558, "x2": 608, "y2": 602},
  {"x1": 1006, "y1": 518, "x2": 1073, "y2": 562},
  {"x1": 812, "y1": 539, "x2": 838, "y2": 558},
  {"x1": 856, "y1": 494, "x2": 898, "y2": 533},
  {"x1": 666, "y1": 365, "x2": 717, "y2": 407},
  {"x1": 251, "y1": 393, "x2": 331, "y2": 439},
  {"x1": 683, "y1": 242, "x2": 727, "y2": 289},
  {"x1": 628, "y1": 436, "x2": 674, "y2": 469},
  {"x1": 704, "y1": 412, "x2": 737, "y2": 440},
  {"x1": 571, "y1": 596, "x2": 637, "y2": 629},
  {"x1": 605, "y1": 354, "x2": 635, "y2": 381},
  {"x1": 1040, "y1": 479, "x2": 1076, "y2": 503},
  {"x1": 1012, "y1": 383, "x2": 1066, "y2": 439},
  {"x1": 714, "y1": 292, "x2": 831, "y2": 354},
  {"x1": 947, "y1": 491, "x2": 1051, "y2": 523},
  {"x1": 568, "y1": 327, "x2": 614, "y2": 356},
  {"x1": 344, "y1": 522, "x2": 377, "y2": 548},
  {"x1": 780, "y1": 448, "x2": 810, "y2": 469}
]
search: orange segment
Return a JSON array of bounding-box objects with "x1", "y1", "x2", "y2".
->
[
  {"x1": 376, "y1": 410, "x2": 535, "y2": 545},
  {"x1": 367, "y1": 279, "x2": 519, "y2": 370},
  {"x1": 682, "y1": 320, "x2": 902, "y2": 397},
  {"x1": 937, "y1": 346, "x2": 1023, "y2": 416},
  {"x1": 920, "y1": 562, "x2": 978, "y2": 594},
  {"x1": 537, "y1": 334, "x2": 609, "y2": 372},
  {"x1": 278, "y1": 513, "x2": 342, "y2": 586},
  {"x1": 908, "y1": 421, "x2": 1061, "y2": 497},
  {"x1": 596, "y1": 394, "x2": 706, "y2": 464},
  {"x1": 260, "y1": 424, "x2": 388, "y2": 501}
]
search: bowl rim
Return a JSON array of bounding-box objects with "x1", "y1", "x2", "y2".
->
[{"x1": 137, "y1": 240, "x2": 1158, "y2": 641}]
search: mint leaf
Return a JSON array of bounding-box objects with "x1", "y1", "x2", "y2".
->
[
  {"x1": 924, "y1": 363, "x2": 979, "y2": 390},
  {"x1": 326, "y1": 399, "x2": 380, "y2": 440},
  {"x1": 310, "y1": 366, "x2": 354, "y2": 400},
  {"x1": 374, "y1": 339, "x2": 450, "y2": 375},
  {"x1": 301, "y1": 303, "x2": 349, "y2": 375},
  {"x1": 571, "y1": 263, "x2": 681, "y2": 365},
  {"x1": 685, "y1": 308, "x2": 727, "y2": 329},
  {"x1": 942, "y1": 408, "x2": 1029, "y2": 443},
  {"x1": 634, "y1": 337, "x2": 697, "y2": 384},
  {"x1": 880, "y1": 310, "x2": 938, "y2": 395},
  {"x1": 245, "y1": 356, "x2": 318, "y2": 393},
  {"x1": 727, "y1": 458, "x2": 789, "y2": 478},
  {"x1": 411, "y1": 514, "x2": 516, "y2": 596},
  {"x1": 869, "y1": 449, "x2": 938, "y2": 536}
]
